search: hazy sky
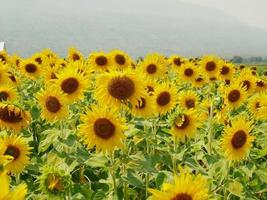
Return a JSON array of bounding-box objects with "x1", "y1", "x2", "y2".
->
[{"x1": 181, "y1": 0, "x2": 267, "y2": 29}]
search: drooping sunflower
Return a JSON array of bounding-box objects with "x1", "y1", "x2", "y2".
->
[
  {"x1": 192, "y1": 75, "x2": 207, "y2": 88},
  {"x1": 148, "y1": 167, "x2": 209, "y2": 200},
  {"x1": 20, "y1": 59, "x2": 41, "y2": 80},
  {"x1": 55, "y1": 66, "x2": 89, "y2": 103},
  {"x1": 144, "y1": 79, "x2": 158, "y2": 96},
  {"x1": 87, "y1": 51, "x2": 111, "y2": 73},
  {"x1": 236, "y1": 74, "x2": 256, "y2": 95},
  {"x1": 223, "y1": 83, "x2": 247, "y2": 110},
  {"x1": 78, "y1": 106, "x2": 127, "y2": 152},
  {"x1": 0, "y1": 50, "x2": 8, "y2": 64},
  {"x1": 0, "y1": 85, "x2": 17, "y2": 102},
  {"x1": 0, "y1": 134, "x2": 31, "y2": 174},
  {"x1": 37, "y1": 88, "x2": 69, "y2": 123},
  {"x1": 168, "y1": 55, "x2": 187, "y2": 73},
  {"x1": 153, "y1": 82, "x2": 178, "y2": 115},
  {"x1": 0, "y1": 103, "x2": 31, "y2": 133},
  {"x1": 41, "y1": 64, "x2": 60, "y2": 84},
  {"x1": 10, "y1": 54, "x2": 22, "y2": 68},
  {"x1": 221, "y1": 116, "x2": 254, "y2": 161},
  {"x1": 170, "y1": 109, "x2": 200, "y2": 142},
  {"x1": 178, "y1": 90, "x2": 199, "y2": 110},
  {"x1": 7, "y1": 71, "x2": 20, "y2": 87},
  {"x1": 200, "y1": 55, "x2": 222, "y2": 78},
  {"x1": 248, "y1": 93, "x2": 267, "y2": 120},
  {"x1": 67, "y1": 47, "x2": 84, "y2": 62},
  {"x1": 0, "y1": 170, "x2": 27, "y2": 200},
  {"x1": 108, "y1": 49, "x2": 132, "y2": 70},
  {"x1": 39, "y1": 165, "x2": 72, "y2": 198},
  {"x1": 255, "y1": 79, "x2": 267, "y2": 93},
  {"x1": 218, "y1": 61, "x2": 235, "y2": 81},
  {"x1": 94, "y1": 70, "x2": 145, "y2": 108},
  {"x1": 131, "y1": 93, "x2": 155, "y2": 118},
  {"x1": 138, "y1": 53, "x2": 167, "y2": 80},
  {"x1": 178, "y1": 63, "x2": 198, "y2": 83}
]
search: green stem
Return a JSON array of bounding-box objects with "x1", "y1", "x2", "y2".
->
[
  {"x1": 172, "y1": 137, "x2": 178, "y2": 175},
  {"x1": 208, "y1": 98, "x2": 214, "y2": 155},
  {"x1": 109, "y1": 152, "x2": 117, "y2": 198}
]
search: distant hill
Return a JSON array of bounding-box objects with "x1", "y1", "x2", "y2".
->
[{"x1": 1, "y1": 0, "x2": 267, "y2": 58}]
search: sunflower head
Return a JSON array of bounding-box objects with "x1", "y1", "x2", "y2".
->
[
  {"x1": 178, "y1": 90, "x2": 199, "y2": 110},
  {"x1": 0, "y1": 51, "x2": 9, "y2": 64},
  {"x1": 131, "y1": 93, "x2": 155, "y2": 118},
  {"x1": 67, "y1": 47, "x2": 84, "y2": 62},
  {"x1": 0, "y1": 84, "x2": 17, "y2": 102},
  {"x1": 20, "y1": 59, "x2": 41, "y2": 80},
  {"x1": 168, "y1": 55, "x2": 186, "y2": 73},
  {"x1": 0, "y1": 63, "x2": 9, "y2": 85},
  {"x1": 87, "y1": 51, "x2": 111, "y2": 73},
  {"x1": 218, "y1": 61, "x2": 235, "y2": 80},
  {"x1": 109, "y1": 50, "x2": 132, "y2": 70}
]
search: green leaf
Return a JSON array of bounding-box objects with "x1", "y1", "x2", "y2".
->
[
  {"x1": 255, "y1": 169, "x2": 267, "y2": 183},
  {"x1": 156, "y1": 172, "x2": 166, "y2": 188},
  {"x1": 85, "y1": 154, "x2": 108, "y2": 168},
  {"x1": 125, "y1": 170, "x2": 145, "y2": 189}
]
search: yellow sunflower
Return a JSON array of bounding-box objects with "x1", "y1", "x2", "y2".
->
[
  {"x1": 37, "y1": 88, "x2": 69, "y2": 123},
  {"x1": 144, "y1": 79, "x2": 158, "y2": 96},
  {"x1": 170, "y1": 109, "x2": 200, "y2": 142},
  {"x1": 7, "y1": 72, "x2": 20, "y2": 87},
  {"x1": 67, "y1": 47, "x2": 84, "y2": 62},
  {"x1": 218, "y1": 61, "x2": 235, "y2": 80},
  {"x1": 20, "y1": 59, "x2": 41, "y2": 80},
  {"x1": 0, "y1": 134, "x2": 31, "y2": 174},
  {"x1": 148, "y1": 167, "x2": 209, "y2": 200},
  {"x1": 55, "y1": 65, "x2": 89, "y2": 103},
  {"x1": 10, "y1": 54, "x2": 22, "y2": 68},
  {"x1": 248, "y1": 93, "x2": 267, "y2": 120},
  {"x1": 153, "y1": 82, "x2": 178, "y2": 115},
  {"x1": 178, "y1": 63, "x2": 198, "y2": 83},
  {"x1": 168, "y1": 55, "x2": 187, "y2": 73},
  {"x1": 138, "y1": 53, "x2": 167, "y2": 80},
  {"x1": 95, "y1": 69, "x2": 145, "y2": 108},
  {"x1": 78, "y1": 106, "x2": 127, "y2": 152},
  {"x1": 0, "y1": 103, "x2": 31, "y2": 133},
  {"x1": 255, "y1": 79, "x2": 267, "y2": 93},
  {"x1": 223, "y1": 83, "x2": 247, "y2": 110},
  {"x1": 192, "y1": 75, "x2": 207, "y2": 88},
  {"x1": 200, "y1": 55, "x2": 222, "y2": 78},
  {"x1": 221, "y1": 116, "x2": 254, "y2": 161},
  {"x1": 0, "y1": 50, "x2": 8, "y2": 64},
  {"x1": 178, "y1": 90, "x2": 199, "y2": 110},
  {"x1": 130, "y1": 93, "x2": 155, "y2": 118},
  {"x1": 41, "y1": 64, "x2": 60, "y2": 84},
  {"x1": 0, "y1": 170, "x2": 27, "y2": 200},
  {"x1": 0, "y1": 85, "x2": 17, "y2": 102},
  {"x1": 108, "y1": 49, "x2": 132, "y2": 70},
  {"x1": 87, "y1": 51, "x2": 111, "y2": 72},
  {"x1": 0, "y1": 63, "x2": 9, "y2": 85},
  {"x1": 236, "y1": 74, "x2": 256, "y2": 95},
  {"x1": 31, "y1": 52, "x2": 44, "y2": 65}
]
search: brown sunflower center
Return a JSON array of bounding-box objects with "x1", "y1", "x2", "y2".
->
[
  {"x1": 185, "y1": 99, "x2": 195, "y2": 109},
  {"x1": 242, "y1": 80, "x2": 251, "y2": 90},
  {"x1": 51, "y1": 73, "x2": 57, "y2": 79},
  {"x1": 146, "y1": 64, "x2": 157, "y2": 74},
  {"x1": 225, "y1": 79, "x2": 230, "y2": 85},
  {"x1": 115, "y1": 54, "x2": 126, "y2": 65},
  {"x1": 231, "y1": 130, "x2": 247, "y2": 149},
  {"x1": 35, "y1": 57, "x2": 42, "y2": 64},
  {"x1": 156, "y1": 91, "x2": 171, "y2": 106},
  {"x1": 176, "y1": 115, "x2": 190, "y2": 129},
  {"x1": 174, "y1": 58, "x2": 182, "y2": 66},
  {"x1": 4, "y1": 145, "x2": 20, "y2": 160},
  {"x1": 256, "y1": 80, "x2": 265, "y2": 87},
  {"x1": 45, "y1": 96, "x2": 61, "y2": 113},
  {"x1": 221, "y1": 66, "x2": 230, "y2": 75},
  {"x1": 172, "y1": 193, "x2": 192, "y2": 200},
  {"x1": 25, "y1": 63, "x2": 37, "y2": 73},
  {"x1": 255, "y1": 102, "x2": 260, "y2": 109},
  {"x1": 61, "y1": 78, "x2": 79, "y2": 94},
  {"x1": 228, "y1": 90, "x2": 240, "y2": 102},
  {"x1": 136, "y1": 97, "x2": 146, "y2": 109},
  {"x1": 8, "y1": 75, "x2": 17, "y2": 83},
  {"x1": 94, "y1": 118, "x2": 115, "y2": 139},
  {"x1": 108, "y1": 76, "x2": 135, "y2": 100},
  {"x1": 195, "y1": 77, "x2": 203, "y2": 82},
  {"x1": 72, "y1": 53, "x2": 80, "y2": 61},
  {"x1": 95, "y1": 56, "x2": 108, "y2": 66},
  {"x1": 0, "y1": 106, "x2": 23, "y2": 123},
  {"x1": 184, "y1": 68, "x2": 193, "y2": 77},
  {"x1": 205, "y1": 61, "x2": 216, "y2": 71},
  {"x1": 0, "y1": 55, "x2": 6, "y2": 62},
  {"x1": 0, "y1": 91, "x2": 8, "y2": 101}
]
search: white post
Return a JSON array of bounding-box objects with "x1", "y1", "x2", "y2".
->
[{"x1": 0, "y1": 42, "x2": 6, "y2": 51}]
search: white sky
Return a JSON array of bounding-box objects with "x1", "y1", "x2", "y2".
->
[{"x1": 180, "y1": 0, "x2": 267, "y2": 29}]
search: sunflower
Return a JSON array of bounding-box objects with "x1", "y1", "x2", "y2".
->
[
  {"x1": 55, "y1": 65, "x2": 89, "y2": 103},
  {"x1": 0, "y1": 50, "x2": 8, "y2": 64},
  {"x1": 138, "y1": 53, "x2": 167, "y2": 80},
  {"x1": 0, "y1": 63, "x2": 9, "y2": 85},
  {"x1": 168, "y1": 55, "x2": 186, "y2": 73},
  {"x1": 148, "y1": 167, "x2": 209, "y2": 200},
  {"x1": 7, "y1": 71, "x2": 20, "y2": 87},
  {"x1": 221, "y1": 116, "x2": 254, "y2": 161},
  {"x1": 178, "y1": 63, "x2": 198, "y2": 83},
  {"x1": 200, "y1": 55, "x2": 222, "y2": 78},
  {"x1": 255, "y1": 79, "x2": 267, "y2": 93},
  {"x1": 41, "y1": 64, "x2": 60, "y2": 84},
  {"x1": 0, "y1": 103, "x2": 31, "y2": 133},
  {"x1": 0, "y1": 84, "x2": 17, "y2": 102},
  {"x1": 223, "y1": 83, "x2": 247, "y2": 110},
  {"x1": 131, "y1": 93, "x2": 155, "y2": 118},
  {"x1": 67, "y1": 47, "x2": 83, "y2": 62},
  {"x1": 0, "y1": 134, "x2": 31, "y2": 174},
  {"x1": 78, "y1": 106, "x2": 126, "y2": 152},
  {"x1": 153, "y1": 82, "x2": 178, "y2": 115},
  {"x1": 39, "y1": 165, "x2": 72, "y2": 198},
  {"x1": 95, "y1": 70, "x2": 145, "y2": 108},
  {"x1": 192, "y1": 75, "x2": 207, "y2": 88},
  {"x1": 37, "y1": 88, "x2": 69, "y2": 123},
  {"x1": 87, "y1": 51, "x2": 111, "y2": 73},
  {"x1": 236, "y1": 73, "x2": 256, "y2": 94},
  {"x1": 31, "y1": 52, "x2": 44, "y2": 65},
  {"x1": 0, "y1": 170, "x2": 27, "y2": 200},
  {"x1": 170, "y1": 109, "x2": 200, "y2": 142},
  {"x1": 20, "y1": 59, "x2": 41, "y2": 80},
  {"x1": 108, "y1": 49, "x2": 132, "y2": 70},
  {"x1": 10, "y1": 54, "x2": 22, "y2": 68},
  {"x1": 178, "y1": 90, "x2": 199, "y2": 110},
  {"x1": 218, "y1": 61, "x2": 235, "y2": 80},
  {"x1": 145, "y1": 79, "x2": 158, "y2": 96},
  {"x1": 248, "y1": 93, "x2": 267, "y2": 120}
]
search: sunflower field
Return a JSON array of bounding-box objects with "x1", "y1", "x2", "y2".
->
[{"x1": 0, "y1": 48, "x2": 266, "y2": 200}]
